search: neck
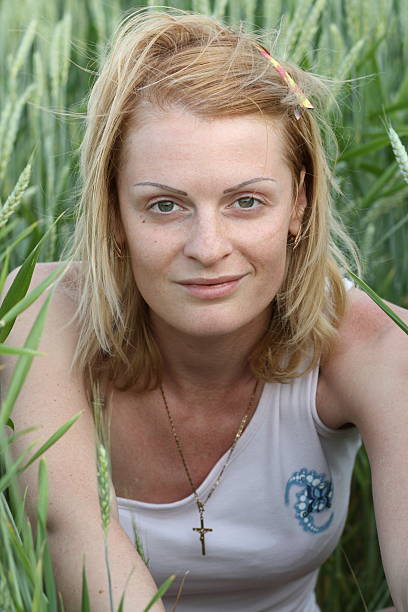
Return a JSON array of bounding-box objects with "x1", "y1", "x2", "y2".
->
[{"x1": 151, "y1": 311, "x2": 269, "y2": 394}]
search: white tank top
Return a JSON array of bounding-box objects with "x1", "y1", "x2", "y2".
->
[{"x1": 117, "y1": 366, "x2": 361, "y2": 611}]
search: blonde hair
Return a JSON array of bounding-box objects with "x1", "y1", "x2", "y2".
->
[{"x1": 72, "y1": 8, "x2": 359, "y2": 390}]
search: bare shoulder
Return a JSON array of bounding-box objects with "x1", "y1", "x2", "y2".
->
[
  {"x1": 317, "y1": 288, "x2": 408, "y2": 429},
  {"x1": 334, "y1": 287, "x2": 407, "y2": 346}
]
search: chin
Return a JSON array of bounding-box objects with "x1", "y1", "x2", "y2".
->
[{"x1": 169, "y1": 310, "x2": 269, "y2": 340}]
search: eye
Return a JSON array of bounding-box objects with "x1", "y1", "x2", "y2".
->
[
  {"x1": 231, "y1": 196, "x2": 263, "y2": 210},
  {"x1": 149, "y1": 200, "x2": 182, "y2": 214}
]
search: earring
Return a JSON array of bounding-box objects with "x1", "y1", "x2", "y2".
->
[{"x1": 292, "y1": 227, "x2": 302, "y2": 250}]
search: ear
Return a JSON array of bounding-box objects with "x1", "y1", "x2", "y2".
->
[{"x1": 289, "y1": 168, "x2": 307, "y2": 237}]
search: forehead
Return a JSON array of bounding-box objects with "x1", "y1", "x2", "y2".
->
[{"x1": 119, "y1": 105, "x2": 289, "y2": 174}]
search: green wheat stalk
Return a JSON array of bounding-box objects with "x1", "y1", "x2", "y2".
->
[
  {"x1": 283, "y1": 0, "x2": 313, "y2": 59},
  {"x1": 0, "y1": 158, "x2": 32, "y2": 229},
  {"x1": 292, "y1": 0, "x2": 327, "y2": 64},
  {"x1": 360, "y1": 0, "x2": 371, "y2": 39},
  {"x1": 0, "y1": 84, "x2": 35, "y2": 184},
  {"x1": 213, "y1": 0, "x2": 229, "y2": 19},
  {"x1": 0, "y1": 567, "x2": 13, "y2": 612},
  {"x1": 243, "y1": 0, "x2": 257, "y2": 25},
  {"x1": 192, "y1": 0, "x2": 210, "y2": 14},
  {"x1": 387, "y1": 125, "x2": 408, "y2": 185},
  {"x1": 345, "y1": 0, "x2": 362, "y2": 43},
  {"x1": 96, "y1": 441, "x2": 114, "y2": 612},
  {"x1": 262, "y1": 0, "x2": 282, "y2": 30},
  {"x1": 8, "y1": 20, "x2": 37, "y2": 93}
]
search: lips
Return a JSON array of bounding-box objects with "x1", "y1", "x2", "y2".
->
[
  {"x1": 176, "y1": 274, "x2": 247, "y2": 299},
  {"x1": 178, "y1": 274, "x2": 246, "y2": 286}
]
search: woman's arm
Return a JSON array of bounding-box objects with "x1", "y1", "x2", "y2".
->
[
  {"x1": 320, "y1": 289, "x2": 408, "y2": 611},
  {"x1": 1, "y1": 263, "x2": 164, "y2": 612}
]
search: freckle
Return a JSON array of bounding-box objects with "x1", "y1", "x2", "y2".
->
[{"x1": 142, "y1": 219, "x2": 146, "y2": 223}]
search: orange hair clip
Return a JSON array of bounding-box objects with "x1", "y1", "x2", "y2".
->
[{"x1": 258, "y1": 45, "x2": 314, "y2": 120}]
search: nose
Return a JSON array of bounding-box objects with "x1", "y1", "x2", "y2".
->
[{"x1": 183, "y1": 209, "x2": 233, "y2": 266}]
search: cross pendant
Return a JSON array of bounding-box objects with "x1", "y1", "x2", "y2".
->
[{"x1": 193, "y1": 515, "x2": 213, "y2": 556}]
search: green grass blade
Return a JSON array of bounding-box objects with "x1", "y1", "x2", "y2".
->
[
  {"x1": 19, "y1": 412, "x2": 82, "y2": 472},
  {"x1": 0, "y1": 262, "x2": 65, "y2": 332},
  {"x1": 0, "y1": 496, "x2": 26, "y2": 609},
  {"x1": 338, "y1": 134, "x2": 408, "y2": 161},
  {"x1": 143, "y1": 575, "x2": 175, "y2": 612},
  {"x1": 31, "y1": 558, "x2": 43, "y2": 612},
  {"x1": 357, "y1": 162, "x2": 398, "y2": 210},
  {"x1": 117, "y1": 592, "x2": 126, "y2": 612},
  {"x1": 35, "y1": 459, "x2": 58, "y2": 610},
  {"x1": 0, "y1": 294, "x2": 51, "y2": 426},
  {"x1": 0, "y1": 216, "x2": 64, "y2": 341},
  {"x1": 0, "y1": 250, "x2": 10, "y2": 295},
  {"x1": 36, "y1": 458, "x2": 48, "y2": 533},
  {"x1": 0, "y1": 222, "x2": 39, "y2": 266},
  {"x1": 0, "y1": 244, "x2": 39, "y2": 343},
  {"x1": 0, "y1": 446, "x2": 32, "y2": 493},
  {"x1": 42, "y1": 543, "x2": 58, "y2": 611},
  {"x1": 349, "y1": 272, "x2": 408, "y2": 334},
  {"x1": 81, "y1": 564, "x2": 91, "y2": 612},
  {"x1": 0, "y1": 344, "x2": 42, "y2": 356}
]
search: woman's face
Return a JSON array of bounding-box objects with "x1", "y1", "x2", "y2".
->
[{"x1": 116, "y1": 107, "x2": 305, "y2": 339}]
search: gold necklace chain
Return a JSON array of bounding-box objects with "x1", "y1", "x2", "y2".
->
[{"x1": 159, "y1": 380, "x2": 259, "y2": 555}]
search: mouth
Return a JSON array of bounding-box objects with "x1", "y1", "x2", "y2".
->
[
  {"x1": 178, "y1": 274, "x2": 246, "y2": 286},
  {"x1": 176, "y1": 274, "x2": 247, "y2": 299}
]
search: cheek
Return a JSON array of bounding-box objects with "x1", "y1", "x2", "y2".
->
[
  {"x1": 251, "y1": 227, "x2": 290, "y2": 287},
  {"x1": 126, "y1": 230, "x2": 176, "y2": 291},
  {"x1": 254, "y1": 219, "x2": 290, "y2": 257}
]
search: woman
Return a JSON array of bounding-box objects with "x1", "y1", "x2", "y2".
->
[{"x1": 3, "y1": 8, "x2": 407, "y2": 612}]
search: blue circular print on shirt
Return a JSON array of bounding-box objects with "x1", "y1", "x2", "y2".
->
[{"x1": 285, "y1": 468, "x2": 334, "y2": 534}]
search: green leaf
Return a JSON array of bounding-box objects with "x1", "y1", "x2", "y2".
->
[
  {"x1": 143, "y1": 575, "x2": 175, "y2": 611},
  {"x1": 42, "y1": 542, "x2": 58, "y2": 612},
  {"x1": 36, "y1": 462, "x2": 58, "y2": 612},
  {"x1": 0, "y1": 211, "x2": 66, "y2": 342},
  {"x1": 0, "y1": 344, "x2": 42, "y2": 356},
  {"x1": 117, "y1": 593, "x2": 126, "y2": 612},
  {"x1": 6, "y1": 417, "x2": 14, "y2": 430},
  {"x1": 0, "y1": 250, "x2": 10, "y2": 294},
  {"x1": 0, "y1": 497, "x2": 27, "y2": 609},
  {"x1": 0, "y1": 446, "x2": 32, "y2": 493},
  {"x1": 0, "y1": 222, "x2": 38, "y2": 266},
  {"x1": 0, "y1": 261, "x2": 66, "y2": 334},
  {"x1": 19, "y1": 412, "x2": 82, "y2": 472},
  {"x1": 81, "y1": 565, "x2": 91, "y2": 612},
  {"x1": 338, "y1": 131, "x2": 408, "y2": 161},
  {"x1": 357, "y1": 162, "x2": 398, "y2": 210},
  {"x1": 0, "y1": 245, "x2": 39, "y2": 343},
  {"x1": 349, "y1": 272, "x2": 408, "y2": 335},
  {"x1": 0, "y1": 294, "x2": 51, "y2": 427},
  {"x1": 31, "y1": 558, "x2": 43, "y2": 612},
  {"x1": 36, "y1": 458, "x2": 48, "y2": 531}
]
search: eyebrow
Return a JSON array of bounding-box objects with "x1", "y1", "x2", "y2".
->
[
  {"x1": 133, "y1": 177, "x2": 276, "y2": 196},
  {"x1": 134, "y1": 181, "x2": 188, "y2": 196}
]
